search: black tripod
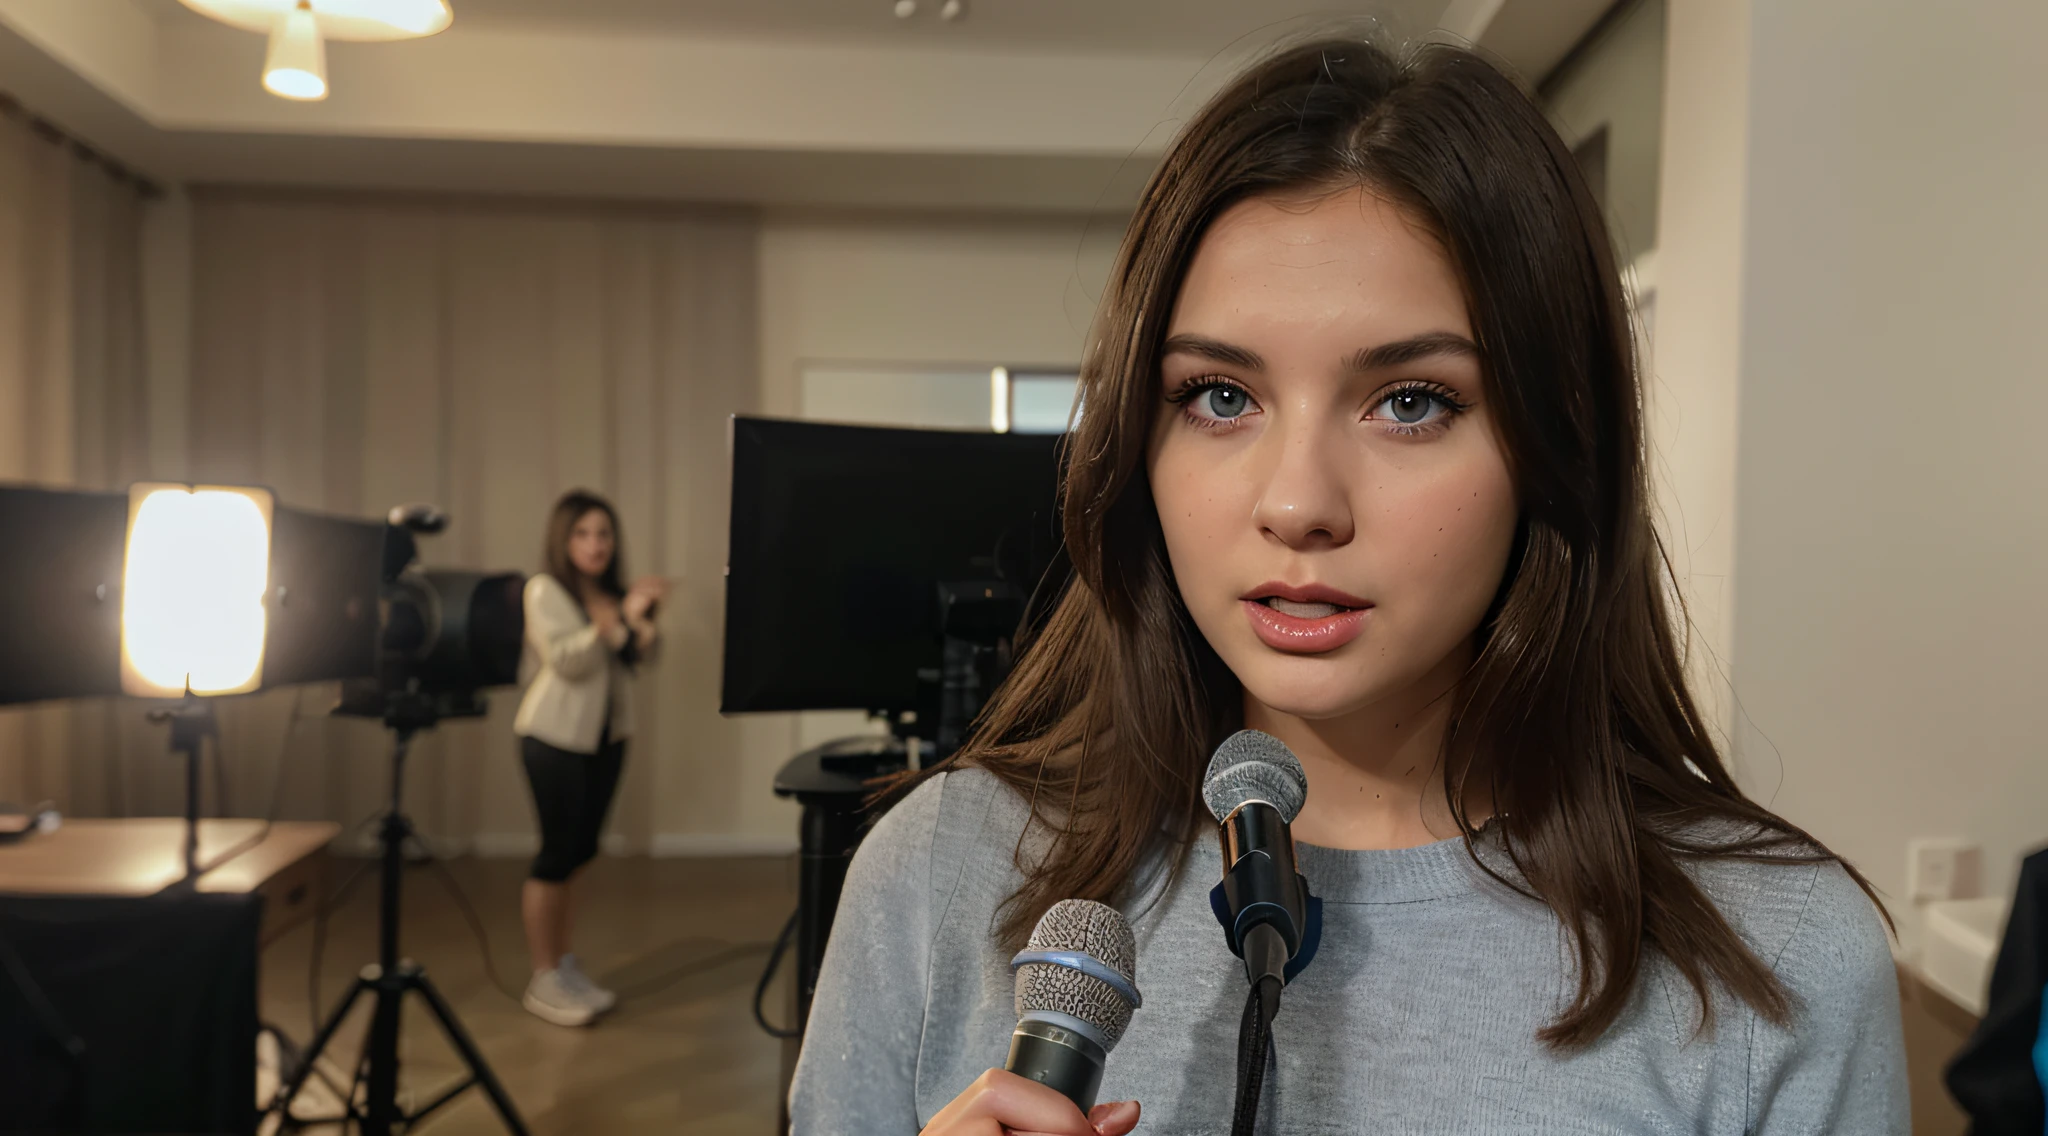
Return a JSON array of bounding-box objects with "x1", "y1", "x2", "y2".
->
[{"x1": 267, "y1": 726, "x2": 529, "y2": 1135}]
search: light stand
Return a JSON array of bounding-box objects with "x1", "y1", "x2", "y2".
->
[
  {"x1": 266, "y1": 713, "x2": 528, "y2": 1136},
  {"x1": 144, "y1": 693, "x2": 217, "y2": 882}
]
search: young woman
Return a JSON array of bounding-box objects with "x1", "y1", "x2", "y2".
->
[
  {"x1": 790, "y1": 37, "x2": 1906, "y2": 1134},
  {"x1": 513, "y1": 490, "x2": 665, "y2": 1027}
]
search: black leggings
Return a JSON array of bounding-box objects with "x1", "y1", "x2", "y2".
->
[{"x1": 520, "y1": 734, "x2": 625, "y2": 883}]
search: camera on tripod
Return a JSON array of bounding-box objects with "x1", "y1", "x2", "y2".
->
[
  {"x1": 332, "y1": 504, "x2": 525, "y2": 735},
  {"x1": 275, "y1": 503, "x2": 533, "y2": 1136}
]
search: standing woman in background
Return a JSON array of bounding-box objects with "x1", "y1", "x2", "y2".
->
[{"x1": 514, "y1": 490, "x2": 666, "y2": 1027}]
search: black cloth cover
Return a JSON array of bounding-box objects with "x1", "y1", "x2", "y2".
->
[{"x1": 0, "y1": 890, "x2": 259, "y2": 1135}]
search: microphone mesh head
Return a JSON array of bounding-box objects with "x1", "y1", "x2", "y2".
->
[
  {"x1": 1015, "y1": 899, "x2": 1138, "y2": 1049},
  {"x1": 1202, "y1": 730, "x2": 1308, "y2": 823}
]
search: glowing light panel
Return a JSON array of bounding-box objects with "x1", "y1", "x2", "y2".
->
[{"x1": 121, "y1": 484, "x2": 273, "y2": 698}]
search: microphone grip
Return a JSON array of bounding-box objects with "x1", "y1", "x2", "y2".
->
[
  {"x1": 1241, "y1": 922, "x2": 1288, "y2": 990},
  {"x1": 1005, "y1": 1018, "x2": 1106, "y2": 1112}
]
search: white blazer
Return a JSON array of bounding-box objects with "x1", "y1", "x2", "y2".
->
[{"x1": 513, "y1": 574, "x2": 650, "y2": 754}]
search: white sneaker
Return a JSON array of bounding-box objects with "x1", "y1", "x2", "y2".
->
[
  {"x1": 523, "y1": 968, "x2": 597, "y2": 1027},
  {"x1": 558, "y1": 954, "x2": 618, "y2": 1014}
]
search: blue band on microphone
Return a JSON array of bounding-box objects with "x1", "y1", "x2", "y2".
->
[
  {"x1": 1009, "y1": 950, "x2": 1144, "y2": 1009},
  {"x1": 1209, "y1": 878, "x2": 1323, "y2": 984}
]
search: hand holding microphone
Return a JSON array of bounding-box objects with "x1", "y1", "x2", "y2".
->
[
  {"x1": 922, "y1": 899, "x2": 1143, "y2": 1136},
  {"x1": 918, "y1": 1072, "x2": 1138, "y2": 1136}
]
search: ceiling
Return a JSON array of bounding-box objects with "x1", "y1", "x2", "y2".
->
[
  {"x1": 270, "y1": 0, "x2": 1452, "y2": 57},
  {"x1": 4, "y1": 0, "x2": 1619, "y2": 211}
]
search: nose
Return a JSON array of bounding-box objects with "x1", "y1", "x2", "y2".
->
[{"x1": 1251, "y1": 419, "x2": 1355, "y2": 549}]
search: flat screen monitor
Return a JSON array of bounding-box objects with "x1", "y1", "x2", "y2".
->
[{"x1": 720, "y1": 417, "x2": 1064, "y2": 715}]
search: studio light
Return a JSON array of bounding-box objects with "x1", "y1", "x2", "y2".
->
[
  {"x1": 120, "y1": 483, "x2": 274, "y2": 699},
  {"x1": 178, "y1": 0, "x2": 454, "y2": 102}
]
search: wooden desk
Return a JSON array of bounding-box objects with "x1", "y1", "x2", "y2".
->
[{"x1": 0, "y1": 818, "x2": 341, "y2": 946}]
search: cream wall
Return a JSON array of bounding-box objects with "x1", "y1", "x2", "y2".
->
[
  {"x1": 1659, "y1": 0, "x2": 2048, "y2": 952},
  {"x1": 1541, "y1": 0, "x2": 1665, "y2": 262},
  {"x1": 1649, "y1": 0, "x2": 1749, "y2": 758},
  {"x1": 757, "y1": 208, "x2": 1118, "y2": 416},
  {"x1": 1732, "y1": 0, "x2": 2048, "y2": 938}
]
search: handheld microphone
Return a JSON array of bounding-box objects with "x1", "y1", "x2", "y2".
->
[
  {"x1": 1203, "y1": 729, "x2": 1311, "y2": 991},
  {"x1": 1006, "y1": 899, "x2": 1142, "y2": 1113}
]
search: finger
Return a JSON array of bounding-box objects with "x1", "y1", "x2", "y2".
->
[
  {"x1": 1086, "y1": 1100, "x2": 1141, "y2": 1136},
  {"x1": 959, "y1": 1070, "x2": 1096, "y2": 1136}
]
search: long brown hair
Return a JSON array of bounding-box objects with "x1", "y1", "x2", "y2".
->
[
  {"x1": 542, "y1": 489, "x2": 627, "y2": 604},
  {"x1": 894, "y1": 36, "x2": 1885, "y2": 1049}
]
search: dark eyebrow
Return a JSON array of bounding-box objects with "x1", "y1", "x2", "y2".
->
[
  {"x1": 1160, "y1": 333, "x2": 1265, "y2": 371},
  {"x1": 1162, "y1": 331, "x2": 1479, "y2": 374},
  {"x1": 1346, "y1": 331, "x2": 1481, "y2": 372}
]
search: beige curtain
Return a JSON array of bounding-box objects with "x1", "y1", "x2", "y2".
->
[
  {"x1": 0, "y1": 107, "x2": 155, "y2": 815},
  {"x1": 182, "y1": 188, "x2": 761, "y2": 854}
]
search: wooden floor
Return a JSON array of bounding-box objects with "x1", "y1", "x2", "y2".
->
[{"x1": 258, "y1": 854, "x2": 798, "y2": 1135}]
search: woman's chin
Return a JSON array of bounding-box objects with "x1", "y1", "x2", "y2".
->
[{"x1": 1234, "y1": 661, "x2": 1400, "y2": 723}]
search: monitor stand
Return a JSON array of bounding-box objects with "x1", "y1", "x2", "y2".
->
[{"x1": 770, "y1": 734, "x2": 909, "y2": 1052}]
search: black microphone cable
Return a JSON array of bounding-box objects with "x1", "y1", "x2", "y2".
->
[{"x1": 1231, "y1": 975, "x2": 1280, "y2": 1136}]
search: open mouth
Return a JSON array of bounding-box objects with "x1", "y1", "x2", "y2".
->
[
  {"x1": 1257, "y1": 596, "x2": 1357, "y2": 620},
  {"x1": 1240, "y1": 583, "x2": 1372, "y2": 654}
]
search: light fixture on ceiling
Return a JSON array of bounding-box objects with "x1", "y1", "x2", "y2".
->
[
  {"x1": 264, "y1": 2, "x2": 326, "y2": 100},
  {"x1": 940, "y1": 0, "x2": 966, "y2": 21},
  {"x1": 893, "y1": 0, "x2": 918, "y2": 18},
  {"x1": 177, "y1": 0, "x2": 454, "y2": 102}
]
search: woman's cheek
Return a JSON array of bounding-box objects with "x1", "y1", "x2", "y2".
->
[
  {"x1": 1151, "y1": 454, "x2": 1244, "y2": 617},
  {"x1": 1378, "y1": 474, "x2": 1517, "y2": 632}
]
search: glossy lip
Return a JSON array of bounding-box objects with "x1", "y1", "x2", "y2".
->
[
  {"x1": 1239, "y1": 581, "x2": 1372, "y2": 608},
  {"x1": 1239, "y1": 581, "x2": 1372, "y2": 655}
]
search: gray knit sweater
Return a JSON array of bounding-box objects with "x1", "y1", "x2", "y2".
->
[{"x1": 789, "y1": 768, "x2": 1907, "y2": 1134}]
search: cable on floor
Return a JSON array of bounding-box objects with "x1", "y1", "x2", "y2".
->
[
  {"x1": 752, "y1": 908, "x2": 801, "y2": 1039},
  {"x1": 409, "y1": 835, "x2": 529, "y2": 1005},
  {"x1": 194, "y1": 689, "x2": 305, "y2": 876}
]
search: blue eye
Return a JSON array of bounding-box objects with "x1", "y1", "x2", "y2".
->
[
  {"x1": 1170, "y1": 378, "x2": 1260, "y2": 429},
  {"x1": 1199, "y1": 386, "x2": 1250, "y2": 420},
  {"x1": 1172, "y1": 380, "x2": 1259, "y2": 426},
  {"x1": 1369, "y1": 388, "x2": 1458, "y2": 429}
]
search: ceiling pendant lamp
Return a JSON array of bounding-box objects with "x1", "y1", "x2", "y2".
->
[
  {"x1": 177, "y1": 0, "x2": 454, "y2": 102},
  {"x1": 263, "y1": 2, "x2": 326, "y2": 100}
]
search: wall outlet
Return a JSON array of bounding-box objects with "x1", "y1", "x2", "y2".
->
[{"x1": 1907, "y1": 838, "x2": 1984, "y2": 903}]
